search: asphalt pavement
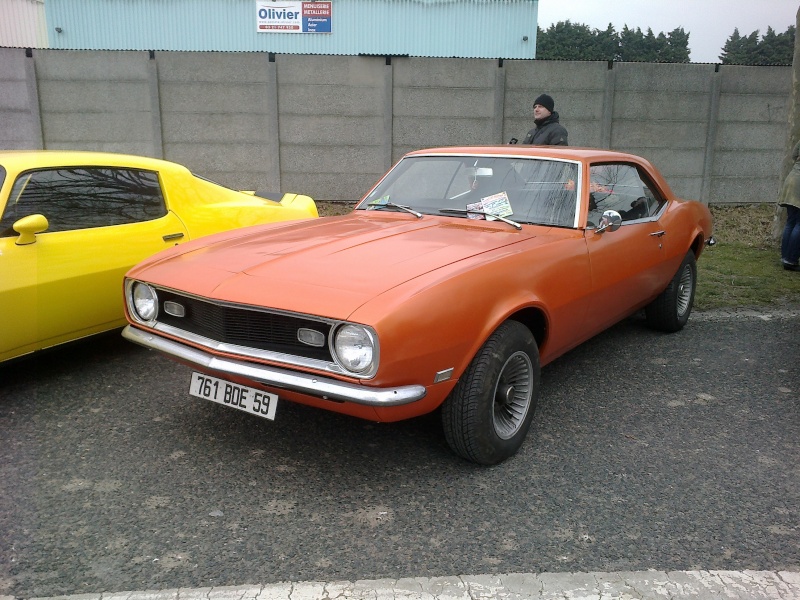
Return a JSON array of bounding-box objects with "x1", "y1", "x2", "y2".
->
[{"x1": 1, "y1": 306, "x2": 799, "y2": 600}]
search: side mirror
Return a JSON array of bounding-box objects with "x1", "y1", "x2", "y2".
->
[
  {"x1": 13, "y1": 214, "x2": 49, "y2": 245},
  {"x1": 595, "y1": 210, "x2": 622, "y2": 234}
]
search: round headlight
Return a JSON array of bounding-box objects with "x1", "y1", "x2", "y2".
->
[
  {"x1": 333, "y1": 324, "x2": 377, "y2": 375},
  {"x1": 131, "y1": 282, "x2": 158, "y2": 322}
]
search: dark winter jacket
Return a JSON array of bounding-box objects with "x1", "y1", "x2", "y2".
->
[{"x1": 521, "y1": 111, "x2": 568, "y2": 146}]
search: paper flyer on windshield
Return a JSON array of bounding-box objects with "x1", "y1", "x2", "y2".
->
[{"x1": 466, "y1": 191, "x2": 513, "y2": 220}]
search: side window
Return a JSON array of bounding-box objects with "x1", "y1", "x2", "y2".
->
[
  {"x1": 0, "y1": 167, "x2": 166, "y2": 237},
  {"x1": 589, "y1": 163, "x2": 663, "y2": 224},
  {"x1": 638, "y1": 171, "x2": 668, "y2": 216}
]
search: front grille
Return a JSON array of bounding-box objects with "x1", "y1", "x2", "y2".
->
[{"x1": 156, "y1": 290, "x2": 333, "y2": 362}]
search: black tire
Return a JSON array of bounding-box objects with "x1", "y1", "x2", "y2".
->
[
  {"x1": 441, "y1": 320, "x2": 540, "y2": 465},
  {"x1": 645, "y1": 250, "x2": 697, "y2": 332}
]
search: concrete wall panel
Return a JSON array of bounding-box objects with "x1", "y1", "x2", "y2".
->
[
  {"x1": 719, "y1": 65, "x2": 793, "y2": 94},
  {"x1": 712, "y1": 150, "x2": 783, "y2": 178},
  {"x1": 156, "y1": 52, "x2": 270, "y2": 84},
  {"x1": 711, "y1": 177, "x2": 781, "y2": 204},
  {"x1": 280, "y1": 145, "x2": 385, "y2": 175},
  {"x1": 279, "y1": 85, "x2": 384, "y2": 117},
  {"x1": 611, "y1": 121, "x2": 708, "y2": 150},
  {"x1": 393, "y1": 117, "x2": 496, "y2": 147},
  {"x1": 279, "y1": 115, "x2": 383, "y2": 146},
  {"x1": 162, "y1": 142, "x2": 273, "y2": 188},
  {"x1": 42, "y1": 112, "x2": 152, "y2": 142},
  {"x1": 160, "y1": 113, "x2": 272, "y2": 143},
  {"x1": 641, "y1": 148, "x2": 708, "y2": 177},
  {"x1": 715, "y1": 122, "x2": 789, "y2": 149},
  {"x1": 614, "y1": 63, "x2": 714, "y2": 92},
  {"x1": 717, "y1": 94, "x2": 790, "y2": 123},
  {"x1": 37, "y1": 81, "x2": 151, "y2": 112},
  {"x1": 157, "y1": 52, "x2": 278, "y2": 190},
  {"x1": 394, "y1": 88, "x2": 495, "y2": 118},
  {"x1": 274, "y1": 55, "x2": 388, "y2": 199},
  {"x1": 393, "y1": 58, "x2": 497, "y2": 88},
  {"x1": 0, "y1": 114, "x2": 37, "y2": 145},
  {"x1": 612, "y1": 92, "x2": 710, "y2": 121},
  {"x1": 33, "y1": 50, "x2": 153, "y2": 153},
  {"x1": 668, "y1": 178, "x2": 704, "y2": 200},
  {"x1": 278, "y1": 55, "x2": 388, "y2": 86},
  {"x1": 0, "y1": 48, "x2": 28, "y2": 79},
  {"x1": 159, "y1": 83, "x2": 270, "y2": 114},
  {"x1": 34, "y1": 50, "x2": 150, "y2": 80},
  {"x1": 560, "y1": 121, "x2": 604, "y2": 148},
  {"x1": 0, "y1": 80, "x2": 31, "y2": 111},
  {"x1": 0, "y1": 48, "x2": 39, "y2": 149},
  {"x1": 505, "y1": 60, "x2": 609, "y2": 91}
]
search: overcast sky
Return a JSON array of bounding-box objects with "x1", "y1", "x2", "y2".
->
[{"x1": 537, "y1": 0, "x2": 798, "y2": 63}]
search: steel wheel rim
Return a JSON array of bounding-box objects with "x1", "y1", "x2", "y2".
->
[
  {"x1": 676, "y1": 264, "x2": 694, "y2": 316},
  {"x1": 492, "y1": 351, "x2": 533, "y2": 440}
]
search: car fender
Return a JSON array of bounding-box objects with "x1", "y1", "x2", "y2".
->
[{"x1": 350, "y1": 230, "x2": 592, "y2": 406}]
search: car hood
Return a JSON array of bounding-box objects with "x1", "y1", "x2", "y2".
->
[{"x1": 132, "y1": 212, "x2": 550, "y2": 319}]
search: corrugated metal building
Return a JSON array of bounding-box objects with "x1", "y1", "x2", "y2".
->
[
  {"x1": 0, "y1": 0, "x2": 539, "y2": 59},
  {"x1": 0, "y1": 0, "x2": 49, "y2": 48}
]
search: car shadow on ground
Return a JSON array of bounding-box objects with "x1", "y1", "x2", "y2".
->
[{"x1": 0, "y1": 311, "x2": 661, "y2": 478}]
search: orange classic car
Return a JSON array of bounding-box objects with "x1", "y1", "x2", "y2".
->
[{"x1": 122, "y1": 146, "x2": 714, "y2": 464}]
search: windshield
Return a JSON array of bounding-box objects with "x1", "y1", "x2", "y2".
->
[{"x1": 358, "y1": 155, "x2": 581, "y2": 228}]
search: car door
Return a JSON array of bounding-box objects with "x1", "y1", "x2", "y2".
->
[
  {"x1": 584, "y1": 162, "x2": 669, "y2": 329},
  {"x1": 0, "y1": 166, "x2": 189, "y2": 361}
]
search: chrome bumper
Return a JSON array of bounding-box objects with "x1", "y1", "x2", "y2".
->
[{"x1": 122, "y1": 325, "x2": 427, "y2": 407}]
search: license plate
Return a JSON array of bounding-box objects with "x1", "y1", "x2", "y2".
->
[{"x1": 189, "y1": 372, "x2": 278, "y2": 420}]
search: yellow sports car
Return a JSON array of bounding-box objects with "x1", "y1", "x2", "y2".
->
[{"x1": 0, "y1": 150, "x2": 318, "y2": 363}]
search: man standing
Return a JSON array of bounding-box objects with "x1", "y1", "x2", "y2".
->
[{"x1": 521, "y1": 94, "x2": 568, "y2": 146}]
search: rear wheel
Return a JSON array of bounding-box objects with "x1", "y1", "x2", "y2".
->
[
  {"x1": 645, "y1": 250, "x2": 697, "y2": 332},
  {"x1": 441, "y1": 320, "x2": 540, "y2": 465}
]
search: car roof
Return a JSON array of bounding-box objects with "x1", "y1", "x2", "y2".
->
[
  {"x1": 0, "y1": 150, "x2": 186, "y2": 173},
  {"x1": 406, "y1": 146, "x2": 654, "y2": 165}
]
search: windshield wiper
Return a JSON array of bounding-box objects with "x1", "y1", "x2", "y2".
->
[
  {"x1": 439, "y1": 208, "x2": 522, "y2": 230},
  {"x1": 368, "y1": 201, "x2": 423, "y2": 218}
]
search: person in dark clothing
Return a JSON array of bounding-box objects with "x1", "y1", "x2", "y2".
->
[
  {"x1": 777, "y1": 140, "x2": 800, "y2": 271},
  {"x1": 520, "y1": 94, "x2": 568, "y2": 146}
]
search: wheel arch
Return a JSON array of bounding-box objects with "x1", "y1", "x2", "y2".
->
[
  {"x1": 505, "y1": 306, "x2": 548, "y2": 351},
  {"x1": 690, "y1": 231, "x2": 706, "y2": 260}
]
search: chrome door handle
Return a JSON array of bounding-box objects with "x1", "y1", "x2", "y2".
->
[{"x1": 649, "y1": 230, "x2": 666, "y2": 237}]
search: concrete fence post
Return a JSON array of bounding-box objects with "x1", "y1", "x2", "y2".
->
[
  {"x1": 600, "y1": 61, "x2": 615, "y2": 149},
  {"x1": 383, "y1": 57, "x2": 393, "y2": 171},
  {"x1": 493, "y1": 60, "x2": 506, "y2": 144},
  {"x1": 265, "y1": 53, "x2": 281, "y2": 192},
  {"x1": 701, "y1": 68, "x2": 721, "y2": 205},
  {"x1": 25, "y1": 48, "x2": 43, "y2": 150},
  {"x1": 148, "y1": 51, "x2": 163, "y2": 159}
]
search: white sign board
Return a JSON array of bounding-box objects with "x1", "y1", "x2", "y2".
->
[{"x1": 256, "y1": 2, "x2": 332, "y2": 33}]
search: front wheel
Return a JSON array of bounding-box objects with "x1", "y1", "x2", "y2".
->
[
  {"x1": 645, "y1": 250, "x2": 697, "y2": 332},
  {"x1": 441, "y1": 320, "x2": 540, "y2": 465}
]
